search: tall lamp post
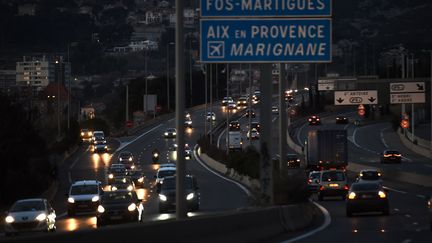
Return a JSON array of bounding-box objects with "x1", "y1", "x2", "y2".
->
[
  {"x1": 423, "y1": 49, "x2": 432, "y2": 157},
  {"x1": 167, "y1": 42, "x2": 174, "y2": 111}
]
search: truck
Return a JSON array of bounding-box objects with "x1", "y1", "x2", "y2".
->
[
  {"x1": 303, "y1": 130, "x2": 348, "y2": 170},
  {"x1": 228, "y1": 131, "x2": 242, "y2": 151}
]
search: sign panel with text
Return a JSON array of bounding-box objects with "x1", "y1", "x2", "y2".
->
[
  {"x1": 334, "y1": 90, "x2": 378, "y2": 105},
  {"x1": 200, "y1": 18, "x2": 332, "y2": 63}
]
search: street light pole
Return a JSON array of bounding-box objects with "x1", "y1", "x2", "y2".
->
[
  {"x1": 167, "y1": 42, "x2": 174, "y2": 111},
  {"x1": 126, "y1": 85, "x2": 129, "y2": 122},
  {"x1": 226, "y1": 63, "x2": 230, "y2": 154}
]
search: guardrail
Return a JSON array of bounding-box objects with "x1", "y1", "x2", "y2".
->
[{"x1": 7, "y1": 204, "x2": 318, "y2": 243}]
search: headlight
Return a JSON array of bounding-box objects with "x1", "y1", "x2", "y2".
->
[
  {"x1": 108, "y1": 174, "x2": 114, "y2": 179},
  {"x1": 35, "y1": 213, "x2": 47, "y2": 221},
  {"x1": 348, "y1": 192, "x2": 356, "y2": 200},
  {"x1": 186, "y1": 193, "x2": 194, "y2": 200},
  {"x1": 127, "y1": 185, "x2": 133, "y2": 191},
  {"x1": 5, "y1": 216, "x2": 14, "y2": 223},
  {"x1": 159, "y1": 194, "x2": 167, "y2": 201},
  {"x1": 97, "y1": 205, "x2": 105, "y2": 213},
  {"x1": 104, "y1": 145, "x2": 108, "y2": 149},
  {"x1": 153, "y1": 153, "x2": 159, "y2": 157},
  {"x1": 80, "y1": 132, "x2": 84, "y2": 136},
  {"x1": 129, "y1": 157, "x2": 132, "y2": 161},
  {"x1": 378, "y1": 191, "x2": 386, "y2": 198},
  {"x1": 68, "y1": 197, "x2": 75, "y2": 203},
  {"x1": 128, "y1": 203, "x2": 136, "y2": 212},
  {"x1": 92, "y1": 195, "x2": 99, "y2": 202},
  {"x1": 88, "y1": 132, "x2": 93, "y2": 136},
  {"x1": 138, "y1": 177, "x2": 144, "y2": 183},
  {"x1": 173, "y1": 132, "x2": 177, "y2": 135},
  {"x1": 164, "y1": 132, "x2": 168, "y2": 136},
  {"x1": 119, "y1": 158, "x2": 123, "y2": 161},
  {"x1": 111, "y1": 186, "x2": 117, "y2": 191},
  {"x1": 131, "y1": 165, "x2": 136, "y2": 169}
]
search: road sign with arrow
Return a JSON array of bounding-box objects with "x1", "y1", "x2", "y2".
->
[
  {"x1": 390, "y1": 82, "x2": 425, "y2": 93},
  {"x1": 334, "y1": 90, "x2": 378, "y2": 105},
  {"x1": 389, "y1": 82, "x2": 426, "y2": 104}
]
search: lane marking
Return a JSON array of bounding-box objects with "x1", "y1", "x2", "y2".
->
[
  {"x1": 402, "y1": 239, "x2": 412, "y2": 243},
  {"x1": 114, "y1": 124, "x2": 163, "y2": 153},
  {"x1": 193, "y1": 145, "x2": 250, "y2": 196},
  {"x1": 383, "y1": 186, "x2": 408, "y2": 194},
  {"x1": 380, "y1": 127, "x2": 390, "y2": 149},
  {"x1": 280, "y1": 201, "x2": 331, "y2": 243},
  {"x1": 69, "y1": 147, "x2": 89, "y2": 169},
  {"x1": 416, "y1": 194, "x2": 426, "y2": 199},
  {"x1": 217, "y1": 128, "x2": 227, "y2": 149},
  {"x1": 296, "y1": 122, "x2": 307, "y2": 146}
]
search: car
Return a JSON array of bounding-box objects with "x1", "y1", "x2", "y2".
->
[
  {"x1": 158, "y1": 175, "x2": 200, "y2": 213},
  {"x1": 80, "y1": 128, "x2": 93, "y2": 142},
  {"x1": 346, "y1": 182, "x2": 389, "y2": 217},
  {"x1": 92, "y1": 137, "x2": 108, "y2": 153},
  {"x1": 284, "y1": 90, "x2": 294, "y2": 102},
  {"x1": 247, "y1": 128, "x2": 260, "y2": 140},
  {"x1": 227, "y1": 101, "x2": 237, "y2": 110},
  {"x1": 110, "y1": 178, "x2": 135, "y2": 192},
  {"x1": 222, "y1": 97, "x2": 234, "y2": 107},
  {"x1": 185, "y1": 144, "x2": 192, "y2": 160},
  {"x1": 252, "y1": 91, "x2": 260, "y2": 104},
  {"x1": 163, "y1": 128, "x2": 177, "y2": 139},
  {"x1": 236, "y1": 96, "x2": 248, "y2": 108},
  {"x1": 118, "y1": 151, "x2": 135, "y2": 170},
  {"x1": 185, "y1": 112, "x2": 191, "y2": 119},
  {"x1": 184, "y1": 116, "x2": 193, "y2": 128},
  {"x1": 92, "y1": 131, "x2": 105, "y2": 141},
  {"x1": 159, "y1": 163, "x2": 176, "y2": 169},
  {"x1": 317, "y1": 170, "x2": 349, "y2": 201},
  {"x1": 96, "y1": 191, "x2": 143, "y2": 227},
  {"x1": 229, "y1": 121, "x2": 241, "y2": 131},
  {"x1": 250, "y1": 121, "x2": 261, "y2": 133},
  {"x1": 355, "y1": 169, "x2": 383, "y2": 184},
  {"x1": 287, "y1": 154, "x2": 300, "y2": 168},
  {"x1": 168, "y1": 144, "x2": 192, "y2": 161},
  {"x1": 4, "y1": 198, "x2": 56, "y2": 236},
  {"x1": 428, "y1": 196, "x2": 432, "y2": 231},
  {"x1": 380, "y1": 150, "x2": 401, "y2": 163},
  {"x1": 108, "y1": 164, "x2": 127, "y2": 184},
  {"x1": 308, "y1": 115, "x2": 321, "y2": 125},
  {"x1": 127, "y1": 170, "x2": 145, "y2": 188},
  {"x1": 206, "y1": 112, "x2": 216, "y2": 122},
  {"x1": 307, "y1": 171, "x2": 321, "y2": 192},
  {"x1": 66, "y1": 180, "x2": 103, "y2": 216},
  {"x1": 272, "y1": 105, "x2": 279, "y2": 114},
  {"x1": 244, "y1": 109, "x2": 256, "y2": 118},
  {"x1": 336, "y1": 115, "x2": 349, "y2": 124},
  {"x1": 155, "y1": 167, "x2": 176, "y2": 185}
]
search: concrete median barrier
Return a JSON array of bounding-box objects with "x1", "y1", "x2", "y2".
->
[{"x1": 6, "y1": 204, "x2": 317, "y2": 243}]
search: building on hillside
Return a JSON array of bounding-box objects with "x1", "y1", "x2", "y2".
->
[{"x1": 0, "y1": 69, "x2": 16, "y2": 94}]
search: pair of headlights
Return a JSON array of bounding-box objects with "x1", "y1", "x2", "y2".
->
[
  {"x1": 68, "y1": 196, "x2": 99, "y2": 203},
  {"x1": 98, "y1": 203, "x2": 136, "y2": 213},
  {"x1": 159, "y1": 193, "x2": 195, "y2": 202},
  {"x1": 6, "y1": 213, "x2": 48, "y2": 223}
]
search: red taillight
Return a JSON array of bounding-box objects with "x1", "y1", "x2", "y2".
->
[
  {"x1": 344, "y1": 185, "x2": 349, "y2": 190},
  {"x1": 319, "y1": 186, "x2": 325, "y2": 191},
  {"x1": 308, "y1": 179, "x2": 312, "y2": 184}
]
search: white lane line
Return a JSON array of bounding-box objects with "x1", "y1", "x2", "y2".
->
[
  {"x1": 416, "y1": 194, "x2": 426, "y2": 199},
  {"x1": 405, "y1": 214, "x2": 411, "y2": 218},
  {"x1": 350, "y1": 127, "x2": 381, "y2": 155},
  {"x1": 280, "y1": 201, "x2": 331, "y2": 243},
  {"x1": 380, "y1": 127, "x2": 390, "y2": 149},
  {"x1": 217, "y1": 128, "x2": 227, "y2": 149},
  {"x1": 69, "y1": 147, "x2": 89, "y2": 169},
  {"x1": 402, "y1": 240, "x2": 412, "y2": 243},
  {"x1": 343, "y1": 123, "x2": 350, "y2": 130},
  {"x1": 296, "y1": 122, "x2": 307, "y2": 145},
  {"x1": 114, "y1": 124, "x2": 163, "y2": 153},
  {"x1": 193, "y1": 145, "x2": 250, "y2": 196},
  {"x1": 57, "y1": 212, "x2": 67, "y2": 219},
  {"x1": 383, "y1": 186, "x2": 408, "y2": 194},
  {"x1": 394, "y1": 208, "x2": 399, "y2": 212},
  {"x1": 272, "y1": 116, "x2": 278, "y2": 123}
]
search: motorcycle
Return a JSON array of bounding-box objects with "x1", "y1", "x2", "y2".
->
[{"x1": 152, "y1": 151, "x2": 159, "y2": 163}]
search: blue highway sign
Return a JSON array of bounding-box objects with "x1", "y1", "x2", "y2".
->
[
  {"x1": 200, "y1": 0, "x2": 332, "y2": 18},
  {"x1": 200, "y1": 18, "x2": 332, "y2": 63}
]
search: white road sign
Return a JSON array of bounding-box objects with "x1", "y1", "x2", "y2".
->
[
  {"x1": 390, "y1": 93, "x2": 426, "y2": 104},
  {"x1": 390, "y1": 82, "x2": 425, "y2": 93},
  {"x1": 334, "y1": 90, "x2": 378, "y2": 105}
]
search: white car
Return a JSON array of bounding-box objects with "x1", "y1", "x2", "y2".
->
[
  {"x1": 163, "y1": 128, "x2": 177, "y2": 138},
  {"x1": 67, "y1": 180, "x2": 103, "y2": 216},
  {"x1": 247, "y1": 128, "x2": 260, "y2": 140},
  {"x1": 206, "y1": 112, "x2": 216, "y2": 122},
  {"x1": 155, "y1": 167, "x2": 176, "y2": 185},
  {"x1": 92, "y1": 130, "x2": 105, "y2": 141},
  {"x1": 4, "y1": 198, "x2": 56, "y2": 236}
]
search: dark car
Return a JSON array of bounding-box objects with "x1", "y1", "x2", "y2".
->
[
  {"x1": 128, "y1": 170, "x2": 145, "y2": 188},
  {"x1": 108, "y1": 164, "x2": 127, "y2": 184},
  {"x1": 287, "y1": 154, "x2": 300, "y2": 168},
  {"x1": 380, "y1": 150, "x2": 402, "y2": 164},
  {"x1": 355, "y1": 169, "x2": 383, "y2": 184},
  {"x1": 250, "y1": 122, "x2": 261, "y2": 133},
  {"x1": 308, "y1": 115, "x2": 321, "y2": 125},
  {"x1": 80, "y1": 128, "x2": 93, "y2": 142},
  {"x1": 346, "y1": 182, "x2": 389, "y2": 217},
  {"x1": 307, "y1": 171, "x2": 321, "y2": 192},
  {"x1": 229, "y1": 121, "x2": 241, "y2": 131},
  {"x1": 163, "y1": 128, "x2": 177, "y2": 139},
  {"x1": 96, "y1": 191, "x2": 143, "y2": 227},
  {"x1": 110, "y1": 178, "x2": 135, "y2": 192},
  {"x1": 92, "y1": 137, "x2": 108, "y2": 153},
  {"x1": 336, "y1": 115, "x2": 349, "y2": 124},
  {"x1": 118, "y1": 151, "x2": 135, "y2": 170},
  {"x1": 158, "y1": 175, "x2": 200, "y2": 213},
  {"x1": 244, "y1": 109, "x2": 256, "y2": 118}
]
